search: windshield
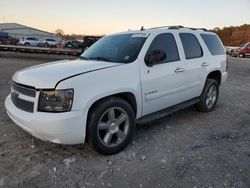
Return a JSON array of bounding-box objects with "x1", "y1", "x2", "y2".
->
[{"x1": 81, "y1": 33, "x2": 148, "y2": 63}]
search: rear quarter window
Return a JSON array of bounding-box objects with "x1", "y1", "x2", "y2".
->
[{"x1": 200, "y1": 34, "x2": 225, "y2": 55}]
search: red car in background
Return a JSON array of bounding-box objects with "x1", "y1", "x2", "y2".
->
[
  {"x1": 0, "y1": 35, "x2": 19, "y2": 45},
  {"x1": 233, "y1": 42, "x2": 250, "y2": 58}
]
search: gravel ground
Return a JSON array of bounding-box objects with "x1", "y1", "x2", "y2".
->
[{"x1": 0, "y1": 54, "x2": 250, "y2": 188}]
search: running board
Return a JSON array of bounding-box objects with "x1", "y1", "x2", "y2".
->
[{"x1": 136, "y1": 98, "x2": 200, "y2": 125}]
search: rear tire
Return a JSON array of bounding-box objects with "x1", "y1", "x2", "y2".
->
[
  {"x1": 196, "y1": 79, "x2": 219, "y2": 112},
  {"x1": 87, "y1": 97, "x2": 135, "y2": 155}
]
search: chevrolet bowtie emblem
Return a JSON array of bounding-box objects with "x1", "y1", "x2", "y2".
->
[{"x1": 12, "y1": 90, "x2": 19, "y2": 98}]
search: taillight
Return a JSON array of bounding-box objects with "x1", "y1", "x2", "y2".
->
[{"x1": 226, "y1": 56, "x2": 228, "y2": 71}]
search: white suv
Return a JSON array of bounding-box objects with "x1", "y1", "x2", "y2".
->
[
  {"x1": 19, "y1": 37, "x2": 41, "y2": 46},
  {"x1": 5, "y1": 26, "x2": 228, "y2": 154},
  {"x1": 39, "y1": 38, "x2": 58, "y2": 47}
]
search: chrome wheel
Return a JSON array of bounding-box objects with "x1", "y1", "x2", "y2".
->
[
  {"x1": 97, "y1": 107, "x2": 129, "y2": 147},
  {"x1": 205, "y1": 85, "x2": 217, "y2": 109}
]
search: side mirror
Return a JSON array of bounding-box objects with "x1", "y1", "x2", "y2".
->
[{"x1": 145, "y1": 50, "x2": 167, "y2": 67}]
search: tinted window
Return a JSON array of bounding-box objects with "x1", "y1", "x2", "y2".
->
[
  {"x1": 200, "y1": 34, "x2": 225, "y2": 55},
  {"x1": 81, "y1": 34, "x2": 147, "y2": 63},
  {"x1": 180, "y1": 33, "x2": 203, "y2": 59},
  {"x1": 146, "y1": 33, "x2": 179, "y2": 64},
  {"x1": 27, "y1": 37, "x2": 38, "y2": 41}
]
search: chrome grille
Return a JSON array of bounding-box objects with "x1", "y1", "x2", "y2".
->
[
  {"x1": 11, "y1": 82, "x2": 35, "y2": 113},
  {"x1": 11, "y1": 82, "x2": 36, "y2": 97}
]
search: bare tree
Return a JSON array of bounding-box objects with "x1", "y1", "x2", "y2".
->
[{"x1": 55, "y1": 29, "x2": 64, "y2": 36}]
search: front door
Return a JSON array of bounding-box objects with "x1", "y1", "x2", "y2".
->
[{"x1": 140, "y1": 33, "x2": 187, "y2": 115}]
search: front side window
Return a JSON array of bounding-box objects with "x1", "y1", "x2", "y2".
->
[
  {"x1": 180, "y1": 33, "x2": 203, "y2": 59},
  {"x1": 145, "y1": 33, "x2": 179, "y2": 65},
  {"x1": 200, "y1": 34, "x2": 225, "y2": 55},
  {"x1": 81, "y1": 34, "x2": 148, "y2": 63}
]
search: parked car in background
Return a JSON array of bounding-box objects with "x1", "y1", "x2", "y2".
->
[
  {"x1": 225, "y1": 46, "x2": 238, "y2": 56},
  {"x1": 0, "y1": 35, "x2": 19, "y2": 45},
  {"x1": 64, "y1": 40, "x2": 85, "y2": 50},
  {"x1": 0, "y1": 32, "x2": 19, "y2": 45},
  {"x1": 83, "y1": 36, "x2": 102, "y2": 49},
  {"x1": 19, "y1": 37, "x2": 41, "y2": 46},
  {"x1": 39, "y1": 38, "x2": 58, "y2": 48},
  {"x1": 233, "y1": 42, "x2": 250, "y2": 58}
]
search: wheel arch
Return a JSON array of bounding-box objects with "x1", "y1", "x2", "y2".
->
[
  {"x1": 207, "y1": 70, "x2": 222, "y2": 85},
  {"x1": 87, "y1": 92, "x2": 138, "y2": 118},
  {"x1": 85, "y1": 92, "x2": 138, "y2": 142}
]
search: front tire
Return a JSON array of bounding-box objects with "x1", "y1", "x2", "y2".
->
[
  {"x1": 87, "y1": 97, "x2": 135, "y2": 155},
  {"x1": 196, "y1": 79, "x2": 219, "y2": 112}
]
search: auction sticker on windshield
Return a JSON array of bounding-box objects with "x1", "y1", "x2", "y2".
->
[{"x1": 131, "y1": 33, "x2": 149, "y2": 38}]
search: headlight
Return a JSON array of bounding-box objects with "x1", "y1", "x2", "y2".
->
[{"x1": 38, "y1": 89, "x2": 74, "y2": 112}]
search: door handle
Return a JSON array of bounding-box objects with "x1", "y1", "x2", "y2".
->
[
  {"x1": 201, "y1": 62, "x2": 209, "y2": 67},
  {"x1": 175, "y1": 67, "x2": 185, "y2": 73}
]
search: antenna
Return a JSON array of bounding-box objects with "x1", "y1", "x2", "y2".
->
[{"x1": 140, "y1": 26, "x2": 145, "y2": 31}]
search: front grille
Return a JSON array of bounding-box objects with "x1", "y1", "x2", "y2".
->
[
  {"x1": 11, "y1": 82, "x2": 36, "y2": 97},
  {"x1": 11, "y1": 92, "x2": 34, "y2": 112},
  {"x1": 11, "y1": 82, "x2": 36, "y2": 113}
]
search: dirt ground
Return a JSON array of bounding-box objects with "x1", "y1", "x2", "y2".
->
[{"x1": 0, "y1": 53, "x2": 250, "y2": 188}]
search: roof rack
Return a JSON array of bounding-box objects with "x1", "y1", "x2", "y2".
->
[
  {"x1": 147, "y1": 25, "x2": 184, "y2": 30},
  {"x1": 146, "y1": 25, "x2": 208, "y2": 32}
]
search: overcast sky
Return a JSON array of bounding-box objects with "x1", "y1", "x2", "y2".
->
[{"x1": 1, "y1": 0, "x2": 250, "y2": 35}]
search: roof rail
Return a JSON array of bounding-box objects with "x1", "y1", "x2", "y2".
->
[
  {"x1": 168, "y1": 25, "x2": 184, "y2": 29},
  {"x1": 146, "y1": 25, "x2": 208, "y2": 32},
  {"x1": 197, "y1": 28, "x2": 208, "y2": 31},
  {"x1": 148, "y1": 25, "x2": 184, "y2": 30}
]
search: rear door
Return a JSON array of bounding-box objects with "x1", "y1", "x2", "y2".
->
[
  {"x1": 178, "y1": 33, "x2": 207, "y2": 99},
  {"x1": 140, "y1": 33, "x2": 188, "y2": 115}
]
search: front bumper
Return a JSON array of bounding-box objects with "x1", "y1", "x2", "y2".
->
[
  {"x1": 5, "y1": 95, "x2": 86, "y2": 145},
  {"x1": 221, "y1": 71, "x2": 228, "y2": 84}
]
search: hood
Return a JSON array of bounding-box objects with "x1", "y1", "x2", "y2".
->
[{"x1": 13, "y1": 59, "x2": 120, "y2": 89}]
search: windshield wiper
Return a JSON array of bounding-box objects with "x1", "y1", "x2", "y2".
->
[
  {"x1": 87, "y1": 56, "x2": 113, "y2": 62},
  {"x1": 79, "y1": 56, "x2": 89, "y2": 60}
]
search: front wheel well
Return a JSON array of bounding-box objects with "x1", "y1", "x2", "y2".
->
[
  {"x1": 207, "y1": 71, "x2": 221, "y2": 85},
  {"x1": 88, "y1": 92, "x2": 137, "y2": 118},
  {"x1": 86, "y1": 92, "x2": 137, "y2": 142}
]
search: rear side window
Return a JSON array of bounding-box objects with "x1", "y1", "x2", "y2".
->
[
  {"x1": 46, "y1": 39, "x2": 55, "y2": 42},
  {"x1": 180, "y1": 33, "x2": 203, "y2": 59},
  {"x1": 146, "y1": 33, "x2": 179, "y2": 64},
  {"x1": 27, "y1": 37, "x2": 38, "y2": 41},
  {"x1": 200, "y1": 34, "x2": 225, "y2": 55}
]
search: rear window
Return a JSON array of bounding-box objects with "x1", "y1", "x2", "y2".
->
[
  {"x1": 179, "y1": 33, "x2": 203, "y2": 59},
  {"x1": 200, "y1": 34, "x2": 225, "y2": 55}
]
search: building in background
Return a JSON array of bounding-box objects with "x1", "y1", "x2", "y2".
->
[{"x1": 0, "y1": 23, "x2": 60, "y2": 41}]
